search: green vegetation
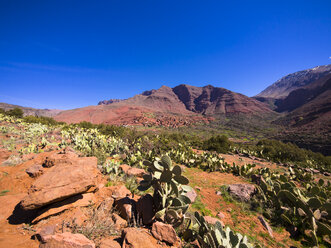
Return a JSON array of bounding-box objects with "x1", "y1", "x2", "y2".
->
[
  {"x1": 237, "y1": 139, "x2": 331, "y2": 172},
  {"x1": 203, "y1": 135, "x2": 232, "y2": 153},
  {"x1": 0, "y1": 190, "x2": 10, "y2": 196},
  {"x1": 0, "y1": 107, "x2": 24, "y2": 118}
]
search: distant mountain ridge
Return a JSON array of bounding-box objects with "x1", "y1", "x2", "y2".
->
[
  {"x1": 0, "y1": 102, "x2": 62, "y2": 117},
  {"x1": 256, "y1": 64, "x2": 331, "y2": 99},
  {"x1": 98, "y1": 99, "x2": 123, "y2": 105},
  {"x1": 54, "y1": 84, "x2": 273, "y2": 125}
]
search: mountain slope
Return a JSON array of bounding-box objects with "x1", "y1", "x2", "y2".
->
[
  {"x1": 55, "y1": 84, "x2": 273, "y2": 125},
  {"x1": 256, "y1": 64, "x2": 331, "y2": 99},
  {"x1": 0, "y1": 102, "x2": 62, "y2": 117}
]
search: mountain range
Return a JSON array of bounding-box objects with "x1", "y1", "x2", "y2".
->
[{"x1": 2, "y1": 64, "x2": 330, "y2": 154}]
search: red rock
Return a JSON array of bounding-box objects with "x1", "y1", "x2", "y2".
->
[
  {"x1": 204, "y1": 216, "x2": 224, "y2": 227},
  {"x1": 112, "y1": 213, "x2": 127, "y2": 229},
  {"x1": 185, "y1": 188, "x2": 197, "y2": 203},
  {"x1": 22, "y1": 153, "x2": 36, "y2": 161},
  {"x1": 98, "y1": 197, "x2": 115, "y2": 214},
  {"x1": 122, "y1": 228, "x2": 160, "y2": 248},
  {"x1": 99, "y1": 237, "x2": 121, "y2": 248},
  {"x1": 32, "y1": 193, "x2": 94, "y2": 223},
  {"x1": 151, "y1": 221, "x2": 178, "y2": 245},
  {"x1": 70, "y1": 208, "x2": 88, "y2": 226},
  {"x1": 136, "y1": 194, "x2": 154, "y2": 225},
  {"x1": 26, "y1": 164, "x2": 44, "y2": 178},
  {"x1": 33, "y1": 225, "x2": 56, "y2": 242},
  {"x1": 120, "y1": 164, "x2": 146, "y2": 177},
  {"x1": 39, "y1": 232, "x2": 95, "y2": 248},
  {"x1": 114, "y1": 197, "x2": 135, "y2": 220},
  {"x1": 43, "y1": 151, "x2": 79, "y2": 168},
  {"x1": 228, "y1": 184, "x2": 256, "y2": 202},
  {"x1": 111, "y1": 185, "x2": 131, "y2": 199},
  {"x1": 21, "y1": 156, "x2": 99, "y2": 210}
]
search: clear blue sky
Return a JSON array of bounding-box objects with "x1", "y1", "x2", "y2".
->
[{"x1": 0, "y1": 0, "x2": 330, "y2": 110}]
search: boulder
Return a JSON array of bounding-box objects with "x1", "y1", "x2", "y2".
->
[
  {"x1": 111, "y1": 185, "x2": 132, "y2": 199},
  {"x1": 32, "y1": 193, "x2": 94, "y2": 223},
  {"x1": 228, "y1": 184, "x2": 256, "y2": 202},
  {"x1": 122, "y1": 228, "x2": 159, "y2": 248},
  {"x1": 204, "y1": 216, "x2": 224, "y2": 227},
  {"x1": 136, "y1": 194, "x2": 154, "y2": 225},
  {"x1": 112, "y1": 213, "x2": 127, "y2": 229},
  {"x1": 98, "y1": 197, "x2": 115, "y2": 214},
  {"x1": 114, "y1": 197, "x2": 135, "y2": 220},
  {"x1": 99, "y1": 237, "x2": 121, "y2": 248},
  {"x1": 119, "y1": 164, "x2": 145, "y2": 177},
  {"x1": 151, "y1": 221, "x2": 178, "y2": 245},
  {"x1": 26, "y1": 164, "x2": 44, "y2": 178},
  {"x1": 33, "y1": 225, "x2": 56, "y2": 242},
  {"x1": 43, "y1": 151, "x2": 79, "y2": 168},
  {"x1": 185, "y1": 188, "x2": 197, "y2": 203},
  {"x1": 21, "y1": 157, "x2": 98, "y2": 210},
  {"x1": 39, "y1": 232, "x2": 95, "y2": 248}
]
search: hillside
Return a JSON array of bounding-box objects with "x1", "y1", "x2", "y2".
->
[
  {"x1": 55, "y1": 84, "x2": 273, "y2": 126},
  {"x1": 256, "y1": 64, "x2": 331, "y2": 99},
  {"x1": 0, "y1": 102, "x2": 62, "y2": 117}
]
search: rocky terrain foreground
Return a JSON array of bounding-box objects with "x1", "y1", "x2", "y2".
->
[{"x1": 0, "y1": 148, "x2": 185, "y2": 248}]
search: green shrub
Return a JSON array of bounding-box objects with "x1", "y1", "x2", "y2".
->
[
  {"x1": 7, "y1": 108, "x2": 23, "y2": 118},
  {"x1": 203, "y1": 135, "x2": 232, "y2": 153}
]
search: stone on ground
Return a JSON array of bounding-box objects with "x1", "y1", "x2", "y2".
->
[
  {"x1": 39, "y1": 232, "x2": 95, "y2": 248},
  {"x1": 228, "y1": 184, "x2": 255, "y2": 202},
  {"x1": 20, "y1": 156, "x2": 99, "y2": 210},
  {"x1": 151, "y1": 221, "x2": 178, "y2": 245}
]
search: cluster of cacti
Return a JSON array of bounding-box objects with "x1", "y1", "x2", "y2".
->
[
  {"x1": 61, "y1": 127, "x2": 128, "y2": 159},
  {"x1": 254, "y1": 173, "x2": 331, "y2": 246},
  {"x1": 139, "y1": 155, "x2": 192, "y2": 225},
  {"x1": 231, "y1": 163, "x2": 255, "y2": 177},
  {"x1": 182, "y1": 212, "x2": 253, "y2": 248}
]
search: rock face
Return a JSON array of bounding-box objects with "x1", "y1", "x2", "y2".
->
[
  {"x1": 20, "y1": 156, "x2": 99, "y2": 210},
  {"x1": 39, "y1": 232, "x2": 95, "y2": 248},
  {"x1": 228, "y1": 184, "x2": 256, "y2": 202},
  {"x1": 122, "y1": 228, "x2": 160, "y2": 248},
  {"x1": 151, "y1": 221, "x2": 178, "y2": 245},
  {"x1": 98, "y1": 99, "x2": 123, "y2": 105},
  {"x1": 54, "y1": 84, "x2": 273, "y2": 126}
]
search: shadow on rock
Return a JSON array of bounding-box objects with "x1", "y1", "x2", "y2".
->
[{"x1": 7, "y1": 203, "x2": 39, "y2": 224}]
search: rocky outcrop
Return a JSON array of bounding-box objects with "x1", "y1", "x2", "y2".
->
[
  {"x1": 228, "y1": 184, "x2": 256, "y2": 202},
  {"x1": 98, "y1": 99, "x2": 123, "y2": 105},
  {"x1": 20, "y1": 155, "x2": 99, "y2": 210},
  {"x1": 256, "y1": 64, "x2": 331, "y2": 99}
]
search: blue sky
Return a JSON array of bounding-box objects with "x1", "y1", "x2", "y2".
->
[{"x1": 0, "y1": 0, "x2": 330, "y2": 110}]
